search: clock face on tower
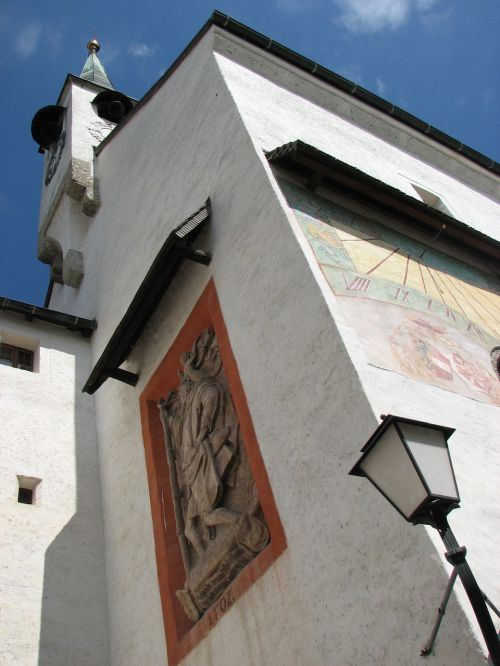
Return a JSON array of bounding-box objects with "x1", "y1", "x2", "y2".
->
[
  {"x1": 44, "y1": 130, "x2": 66, "y2": 186},
  {"x1": 281, "y1": 179, "x2": 500, "y2": 405}
]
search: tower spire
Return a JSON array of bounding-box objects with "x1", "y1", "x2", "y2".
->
[{"x1": 80, "y1": 38, "x2": 114, "y2": 90}]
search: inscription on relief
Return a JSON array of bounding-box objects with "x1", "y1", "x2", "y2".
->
[{"x1": 158, "y1": 329, "x2": 269, "y2": 623}]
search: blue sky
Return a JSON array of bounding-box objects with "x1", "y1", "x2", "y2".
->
[{"x1": 1, "y1": 0, "x2": 499, "y2": 306}]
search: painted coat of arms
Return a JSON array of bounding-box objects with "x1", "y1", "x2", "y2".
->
[{"x1": 158, "y1": 329, "x2": 269, "y2": 622}]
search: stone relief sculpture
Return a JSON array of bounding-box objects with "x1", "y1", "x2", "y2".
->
[{"x1": 158, "y1": 329, "x2": 269, "y2": 622}]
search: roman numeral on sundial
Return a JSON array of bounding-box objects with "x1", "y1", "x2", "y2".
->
[
  {"x1": 343, "y1": 275, "x2": 371, "y2": 292},
  {"x1": 393, "y1": 287, "x2": 410, "y2": 302}
]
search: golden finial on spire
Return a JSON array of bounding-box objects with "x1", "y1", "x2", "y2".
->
[{"x1": 87, "y1": 38, "x2": 100, "y2": 54}]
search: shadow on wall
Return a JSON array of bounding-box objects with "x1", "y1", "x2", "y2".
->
[{"x1": 38, "y1": 345, "x2": 109, "y2": 666}]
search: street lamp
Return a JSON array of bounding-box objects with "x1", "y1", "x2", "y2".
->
[{"x1": 349, "y1": 415, "x2": 500, "y2": 665}]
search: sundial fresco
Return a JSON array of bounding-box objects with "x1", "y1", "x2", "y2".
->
[{"x1": 281, "y1": 179, "x2": 500, "y2": 405}]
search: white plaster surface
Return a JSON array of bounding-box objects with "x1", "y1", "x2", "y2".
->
[
  {"x1": 213, "y1": 33, "x2": 500, "y2": 239},
  {"x1": 210, "y1": 32, "x2": 500, "y2": 659},
  {"x1": 35, "y1": 26, "x2": 499, "y2": 666},
  {"x1": 0, "y1": 313, "x2": 109, "y2": 665}
]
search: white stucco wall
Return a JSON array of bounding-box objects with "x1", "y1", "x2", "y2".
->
[
  {"x1": 213, "y1": 32, "x2": 500, "y2": 240},
  {"x1": 0, "y1": 313, "x2": 109, "y2": 665},
  {"x1": 40, "y1": 26, "x2": 499, "y2": 666},
  {"x1": 211, "y1": 31, "x2": 500, "y2": 659},
  {"x1": 266, "y1": 173, "x2": 500, "y2": 658}
]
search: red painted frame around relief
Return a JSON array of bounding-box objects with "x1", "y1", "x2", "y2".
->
[{"x1": 139, "y1": 279, "x2": 286, "y2": 665}]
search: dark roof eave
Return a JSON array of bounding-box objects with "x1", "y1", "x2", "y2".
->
[
  {"x1": 267, "y1": 140, "x2": 500, "y2": 266},
  {"x1": 209, "y1": 11, "x2": 499, "y2": 177},
  {"x1": 95, "y1": 11, "x2": 499, "y2": 178},
  {"x1": 0, "y1": 297, "x2": 97, "y2": 337}
]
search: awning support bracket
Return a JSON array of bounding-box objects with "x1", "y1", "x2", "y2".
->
[
  {"x1": 105, "y1": 368, "x2": 139, "y2": 387},
  {"x1": 176, "y1": 246, "x2": 212, "y2": 265},
  {"x1": 82, "y1": 199, "x2": 211, "y2": 394}
]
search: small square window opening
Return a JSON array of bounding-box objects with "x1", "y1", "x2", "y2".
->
[
  {"x1": 18, "y1": 488, "x2": 34, "y2": 504},
  {"x1": 16, "y1": 476, "x2": 41, "y2": 505}
]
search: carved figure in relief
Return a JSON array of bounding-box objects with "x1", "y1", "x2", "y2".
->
[
  {"x1": 158, "y1": 329, "x2": 268, "y2": 622},
  {"x1": 171, "y1": 329, "x2": 239, "y2": 556}
]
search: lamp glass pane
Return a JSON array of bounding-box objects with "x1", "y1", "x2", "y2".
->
[
  {"x1": 360, "y1": 424, "x2": 428, "y2": 519},
  {"x1": 399, "y1": 423, "x2": 459, "y2": 500}
]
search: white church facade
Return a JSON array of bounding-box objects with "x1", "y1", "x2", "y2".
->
[{"x1": 1, "y1": 11, "x2": 499, "y2": 665}]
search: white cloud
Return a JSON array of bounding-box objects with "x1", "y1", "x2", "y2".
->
[
  {"x1": 333, "y1": 0, "x2": 439, "y2": 34},
  {"x1": 3, "y1": 16, "x2": 63, "y2": 60},
  {"x1": 129, "y1": 42, "x2": 157, "y2": 58},
  {"x1": 15, "y1": 22, "x2": 42, "y2": 59},
  {"x1": 375, "y1": 77, "x2": 386, "y2": 95}
]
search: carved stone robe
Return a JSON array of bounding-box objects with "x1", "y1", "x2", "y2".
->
[{"x1": 178, "y1": 377, "x2": 236, "y2": 526}]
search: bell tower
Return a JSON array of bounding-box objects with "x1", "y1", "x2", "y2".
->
[{"x1": 32, "y1": 40, "x2": 134, "y2": 293}]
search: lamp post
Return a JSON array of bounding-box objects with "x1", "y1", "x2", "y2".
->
[{"x1": 349, "y1": 415, "x2": 500, "y2": 665}]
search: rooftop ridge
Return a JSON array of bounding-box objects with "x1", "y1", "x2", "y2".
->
[
  {"x1": 95, "y1": 11, "x2": 499, "y2": 179},
  {"x1": 209, "y1": 11, "x2": 499, "y2": 177}
]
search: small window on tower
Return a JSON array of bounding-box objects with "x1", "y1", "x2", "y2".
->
[
  {"x1": 17, "y1": 476, "x2": 41, "y2": 505},
  {"x1": 0, "y1": 344, "x2": 34, "y2": 371}
]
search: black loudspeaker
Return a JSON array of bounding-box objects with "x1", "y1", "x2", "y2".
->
[
  {"x1": 93, "y1": 91, "x2": 134, "y2": 124},
  {"x1": 31, "y1": 105, "x2": 65, "y2": 151}
]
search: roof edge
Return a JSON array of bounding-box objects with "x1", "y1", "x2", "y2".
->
[
  {"x1": 95, "y1": 16, "x2": 214, "y2": 156},
  {"x1": 210, "y1": 11, "x2": 499, "y2": 178},
  {"x1": 94, "y1": 10, "x2": 499, "y2": 178},
  {"x1": 0, "y1": 297, "x2": 97, "y2": 337},
  {"x1": 267, "y1": 140, "x2": 500, "y2": 265}
]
